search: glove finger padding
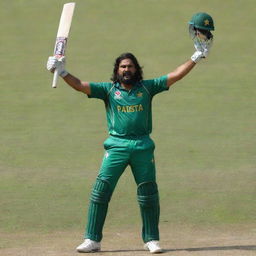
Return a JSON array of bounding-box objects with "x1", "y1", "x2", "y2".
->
[
  {"x1": 194, "y1": 37, "x2": 213, "y2": 57},
  {"x1": 46, "y1": 56, "x2": 68, "y2": 77},
  {"x1": 193, "y1": 37, "x2": 204, "y2": 52},
  {"x1": 47, "y1": 56, "x2": 58, "y2": 71},
  {"x1": 204, "y1": 38, "x2": 213, "y2": 56},
  {"x1": 46, "y1": 56, "x2": 66, "y2": 70}
]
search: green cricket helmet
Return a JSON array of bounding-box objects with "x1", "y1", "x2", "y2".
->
[
  {"x1": 189, "y1": 12, "x2": 214, "y2": 40},
  {"x1": 189, "y1": 12, "x2": 215, "y2": 31}
]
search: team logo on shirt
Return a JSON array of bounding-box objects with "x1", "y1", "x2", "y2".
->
[
  {"x1": 137, "y1": 91, "x2": 143, "y2": 97},
  {"x1": 114, "y1": 90, "x2": 122, "y2": 99}
]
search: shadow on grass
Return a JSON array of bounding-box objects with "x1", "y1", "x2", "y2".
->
[
  {"x1": 166, "y1": 244, "x2": 256, "y2": 252},
  {"x1": 102, "y1": 245, "x2": 256, "y2": 253}
]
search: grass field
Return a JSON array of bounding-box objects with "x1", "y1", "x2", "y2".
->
[{"x1": 0, "y1": 0, "x2": 255, "y2": 254}]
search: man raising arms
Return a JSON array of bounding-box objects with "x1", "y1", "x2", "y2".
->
[{"x1": 46, "y1": 13, "x2": 214, "y2": 254}]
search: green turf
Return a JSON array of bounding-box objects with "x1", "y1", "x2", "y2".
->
[{"x1": 0, "y1": 0, "x2": 255, "y2": 235}]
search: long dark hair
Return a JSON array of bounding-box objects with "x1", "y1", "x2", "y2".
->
[{"x1": 111, "y1": 52, "x2": 143, "y2": 83}]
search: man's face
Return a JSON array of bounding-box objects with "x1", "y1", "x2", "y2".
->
[{"x1": 117, "y1": 58, "x2": 137, "y2": 85}]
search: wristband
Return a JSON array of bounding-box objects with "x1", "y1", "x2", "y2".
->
[
  {"x1": 59, "y1": 70, "x2": 69, "y2": 78},
  {"x1": 191, "y1": 51, "x2": 203, "y2": 63}
]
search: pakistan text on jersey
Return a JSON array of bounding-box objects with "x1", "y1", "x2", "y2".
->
[{"x1": 117, "y1": 104, "x2": 144, "y2": 113}]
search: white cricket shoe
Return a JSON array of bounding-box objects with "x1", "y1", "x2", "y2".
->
[
  {"x1": 144, "y1": 240, "x2": 163, "y2": 253},
  {"x1": 76, "y1": 239, "x2": 101, "y2": 253}
]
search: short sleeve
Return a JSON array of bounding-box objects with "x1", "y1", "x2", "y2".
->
[
  {"x1": 143, "y1": 75, "x2": 169, "y2": 96},
  {"x1": 88, "y1": 82, "x2": 112, "y2": 100}
]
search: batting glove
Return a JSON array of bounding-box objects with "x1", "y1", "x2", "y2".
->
[
  {"x1": 191, "y1": 37, "x2": 213, "y2": 63},
  {"x1": 46, "y1": 56, "x2": 68, "y2": 77},
  {"x1": 192, "y1": 51, "x2": 207, "y2": 63}
]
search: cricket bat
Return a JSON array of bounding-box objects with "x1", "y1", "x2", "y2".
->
[{"x1": 52, "y1": 2, "x2": 76, "y2": 88}]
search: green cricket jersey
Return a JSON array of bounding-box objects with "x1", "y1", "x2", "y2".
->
[{"x1": 88, "y1": 75, "x2": 168, "y2": 137}]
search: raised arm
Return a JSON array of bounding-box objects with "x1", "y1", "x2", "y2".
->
[
  {"x1": 167, "y1": 59, "x2": 196, "y2": 87},
  {"x1": 46, "y1": 56, "x2": 91, "y2": 95},
  {"x1": 167, "y1": 34, "x2": 213, "y2": 88},
  {"x1": 62, "y1": 73, "x2": 91, "y2": 95}
]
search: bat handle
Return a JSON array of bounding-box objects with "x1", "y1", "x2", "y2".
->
[{"x1": 52, "y1": 68, "x2": 59, "y2": 88}]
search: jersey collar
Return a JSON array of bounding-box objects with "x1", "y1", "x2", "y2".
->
[{"x1": 114, "y1": 81, "x2": 142, "y2": 90}]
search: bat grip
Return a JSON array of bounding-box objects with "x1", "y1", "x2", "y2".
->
[{"x1": 52, "y1": 68, "x2": 59, "y2": 88}]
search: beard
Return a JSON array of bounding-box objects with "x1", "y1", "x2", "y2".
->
[{"x1": 117, "y1": 71, "x2": 137, "y2": 85}]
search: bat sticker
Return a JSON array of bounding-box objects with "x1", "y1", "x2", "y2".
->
[{"x1": 54, "y1": 37, "x2": 68, "y2": 56}]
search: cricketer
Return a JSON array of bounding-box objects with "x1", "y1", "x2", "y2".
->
[{"x1": 47, "y1": 12, "x2": 214, "y2": 254}]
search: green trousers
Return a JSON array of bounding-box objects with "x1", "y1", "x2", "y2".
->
[{"x1": 85, "y1": 135, "x2": 160, "y2": 242}]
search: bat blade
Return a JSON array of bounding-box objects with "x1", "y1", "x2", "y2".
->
[{"x1": 52, "y1": 2, "x2": 75, "y2": 88}]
